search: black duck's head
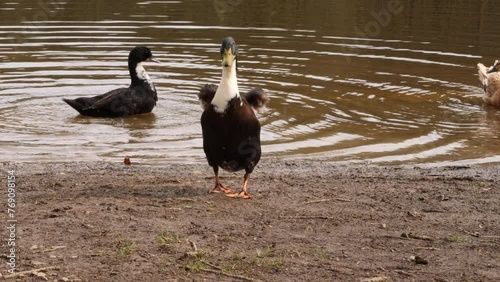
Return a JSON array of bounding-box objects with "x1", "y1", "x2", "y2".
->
[
  {"x1": 220, "y1": 37, "x2": 238, "y2": 68},
  {"x1": 487, "y1": 60, "x2": 500, "y2": 74},
  {"x1": 129, "y1": 46, "x2": 161, "y2": 65}
]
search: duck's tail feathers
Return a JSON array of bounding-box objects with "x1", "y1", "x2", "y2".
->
[
  {"x1": 478, "y1": 63, "x2": 489, "y2": 83},
  {"x1": 63, "y1": 98, "x2": 91, "y2": 115},
  {"x1": 243, "y1": 87, "x2": 269, "y2": 111},
  {"x1": 198, "y1": 84, "x2": 217, "y2": 110}
]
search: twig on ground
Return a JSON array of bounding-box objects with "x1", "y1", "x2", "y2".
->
[
  {"x1": 422, "y1": 209, "x2": 446, "y2": 213},
  {"x1": 394, "y1": 269, "x2": 416, "y2": 277},
  {"x1": 280, "y1": 215, "x2": 335, "y2": 220},
  {"x1": 305, "y1": 198, "x2": 351, "y2": 204},
  {"x1": 202, "y1": 268, "x2": 265, "y2": 282},
  {"x1": 414, "y1": 247, "x2": 441, "y2": 251},
  {"x1": 481, "y1": 235, "x2": 500, "y2": 239},
  {"x1": 479, "y1": 235, "x2": 500, "y2": 242},
  {"x1": 186, "y1": 238, "x2": 199, "y2": 256},
  {"x1": 457, "y1": 227, "x2": 480, "y2": 238},
  {"x1": 41, "y1": 246, "x2": 67, "y2": 253},
  {"x1": 361, "y1": 276, "x2": 391, "y2": 282},
  {"x1": 401, "y1": 232, "x2": 433, "y2": 241},
  {"x1": 328, "y1": 266, "x2": 354, "y2": 275},
  {"x1": 3, "y1": 266, "x2": 58, "y2": 279},
  {"x1": 189, "y1": 239, "x2": 197, "y2": 251},
  {"x1": 205, "y1": 261, "x2": 222, "y2": 271}
]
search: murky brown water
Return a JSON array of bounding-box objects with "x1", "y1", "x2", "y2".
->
[{"x1": 1, "y1": 0, "x2": 499, "y2": 165}]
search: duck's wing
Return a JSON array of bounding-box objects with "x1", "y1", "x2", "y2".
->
[
  {"x1": 62, "y1": 92, "x2": 113, "y2": 115},
  {"x1": 198, "y1": 84, "x2": 217, "y2": 110},
  {"x1": 82, "y1": 87, "x2": 133, "y2": 115},
  {"x1": 198, "y1": 84, "x2": 269, "y2": 111},
  {"x1": 243, "y1": 87, "x2": 269, "y2": 111},
  {"x1": 87, "y1": 88, "x2": 130, "y2": 109}
]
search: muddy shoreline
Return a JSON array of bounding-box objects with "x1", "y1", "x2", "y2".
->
[{"x1": 1, "y1": 160, "x2": 499, "y2": 281}]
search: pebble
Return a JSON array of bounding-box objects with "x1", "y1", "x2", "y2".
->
[
  {"x1": 415, "y1": 256, "x2": 428, "y2": 265},
  {"x1": 411, "y1": 255, "x2": 428, "y2": 265}
]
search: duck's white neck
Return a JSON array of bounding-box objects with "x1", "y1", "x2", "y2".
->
[
  {"x1": 135, "y1": 62, "x2": 156, "y2": 92},
  {"x1": 211, "y1": 62, "x2": 239, "y2": 113}
]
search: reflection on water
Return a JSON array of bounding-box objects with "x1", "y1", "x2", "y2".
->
[{"x1": 1, "y1": 0, "x2": 500, "y2": 165}]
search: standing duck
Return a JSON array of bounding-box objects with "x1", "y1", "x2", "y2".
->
[
  {"x1": 63, "y1": 46, "x2": 160, "y2": 117},
  {"x1": 477, "y1": 60, "x2": 500, "y2": 108},
  {"x1": 198, "y1": 37, "x2": 269, "y2": 199}
]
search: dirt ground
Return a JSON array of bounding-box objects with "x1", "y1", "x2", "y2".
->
[{"x1": 0, "y1": 160, "x2": 499, "y2": 281}]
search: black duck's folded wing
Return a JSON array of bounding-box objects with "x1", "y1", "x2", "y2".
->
[{"x1": 62, "y1": 91, "x2": 110, "y2": 114}]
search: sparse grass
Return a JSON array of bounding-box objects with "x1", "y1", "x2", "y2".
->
[
  {"x1": 471, "y1": 182, "x2": 483, "y2": 194},
  {"x1": 184, "y1": 250, "x2": 210, "y2": 272},
  {"x1": 250, "y1": 246, "x2": 285, "y2": 271},
  {"x1": 185, "y1": 259, "x2": 206, "y2": 272},
  {"x1": 222, "y1": 251, "x2": 249, "y2": 273},
  {"x1": 256, "y1": 246, "x2": 274, "y2": 258},
  {"x1": 117, "y1": 232, "x2": 133, "y2": 257},
  {"x1": 305, "y1": 246, "x2": 330, "y2": 262},
  {"x1": 163, "y1": 257, "x2": 172, "y2": 268},
  {"x1": 221, "y1": 232, "x2": 235, "y2": 242},
  {"x1": 291, "y1": 249, "x2": 302, "y2": 258},
  {"x1": 220, "y1": 246, "x2": 285, "y2": 274},
  {"x1": 315, "y1": 246, "x2": 330, "y2": 262},
  {"x1": 155, "y1": 232, "x2": 180, "y2": 249},
  {"x1": 251, "y1": 256, "x2": 284, "y2": 270},
  {"x1": 448, "y1": 233, "x2": 469, "y2": 243}
]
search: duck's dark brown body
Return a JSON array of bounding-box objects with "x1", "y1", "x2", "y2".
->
[
  {"x1": 201, "y1": 96, "x2": 261, "y2": 175},
  {"x1": 199, "y1": 37, "x2": 268, "y2": 199}
]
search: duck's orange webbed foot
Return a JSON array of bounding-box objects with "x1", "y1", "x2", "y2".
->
[
  {"x1": 209, "y1": 184, "x2": 234, "y2": 194},
  {"x1": 226, "y1": 191, "x2": 252, "y2": 199},
  {"x1": 226, "y1": 173, "x2": 252, "y2": 199},
  {"x1": 209, "y1": 171, "x2": 234, "y2": 194}
]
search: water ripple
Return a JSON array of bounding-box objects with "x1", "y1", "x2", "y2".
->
[{"x1": 1, "y1": 0, "x2": 499, "y2": 165}]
